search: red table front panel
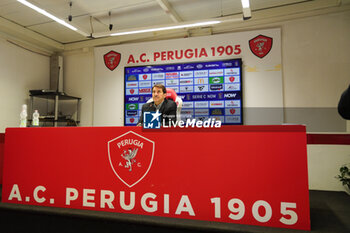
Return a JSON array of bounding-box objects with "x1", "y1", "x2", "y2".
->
[{"x1": 2, "y1": 126, "x2": 310, "y2": 230}]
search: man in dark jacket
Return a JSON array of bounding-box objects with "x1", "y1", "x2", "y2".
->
[
  {"x1": 137, "y1": 84, "x2": 177, "y2": 126},
  {"x1": 338, "y1": 84, "x2": 350, "y2": 120}
]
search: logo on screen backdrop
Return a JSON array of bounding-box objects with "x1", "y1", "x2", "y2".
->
[
  {"x1": 104, "y1": 50, "x2": 121, "y2": 71},
  {"x1": 249, "y1": 35, "x2": 273, "y2": 58},
  {"x1": 107, "y1": 131, "x2": 155, "y2": 187},
  {"x1": 143, "y1": 111, "x2": 161, "y2": 129}
]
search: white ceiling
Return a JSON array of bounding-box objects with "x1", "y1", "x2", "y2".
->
[
  {"x1": 0, "y1": 0, "x2": 349, "y2": 52},
  {"x1": 0, "y1": 0, "x2": 309, "y2": 43}
]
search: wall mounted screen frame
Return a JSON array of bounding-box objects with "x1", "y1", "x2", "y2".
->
[{"x1": 124, "y1": 58, "x2": 243, "y2": 126}]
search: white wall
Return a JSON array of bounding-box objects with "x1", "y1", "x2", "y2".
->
[
  {"x1": 282, "y1": 10, "x2": 350, "y2": 132},
  {"x1": 0, "y1": 38, "x2": 49, "y2": 132},
  {"x1": 282, "y1": 11, "x2": 350, "y2": 108},
  {"x1": 308, "y1": 145, "x2": 350, "y2": 191},
  {"x1": 63, "y1": 49, "x2": 94, "y2": 127},
  {"x1": 281, "y1": 11, "x2": 350, "y2": 191},
  {"x1": 93, "y1": 28, "x2": 283, "y2": 127}
]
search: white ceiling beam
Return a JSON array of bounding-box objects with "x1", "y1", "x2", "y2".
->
[{"x1": 156, "y1": 0, "x2": 182, "y2": 23}]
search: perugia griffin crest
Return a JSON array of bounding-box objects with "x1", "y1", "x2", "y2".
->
[
  {"x1": 104, "y1": 50, "x2": 121, "y2": 71},
  {"x1": 108, "y1": 131, "x2": 155, "y2": 187},
  {"x1": 249, "y1": 35, "x2": 273, "y2": 58}
]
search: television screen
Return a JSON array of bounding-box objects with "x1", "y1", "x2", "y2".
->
[{"x1": 124, "y1": 58, "x2": 243, "y2": 126}]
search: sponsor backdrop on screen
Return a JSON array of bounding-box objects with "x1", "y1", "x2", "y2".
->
[
  {"x1": 124, "y1": 59, "x2": 242, "y2": 126},
  {"x1": 94, "y1": 28, "x2": 282, "y2": 126}
]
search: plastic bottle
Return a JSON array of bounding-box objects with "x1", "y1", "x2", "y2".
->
[
  {"x1": 32, "y1": 110, "x2": 40, "y2": 126},
  {"x1": 20, "y1": 104, "x2": 27, "y2": 127}
]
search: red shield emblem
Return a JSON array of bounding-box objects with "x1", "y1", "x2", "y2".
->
[
  {"x1": 249, "y1": 35, "x2": 273, "y2": 58},
  {"x1": 104, "y1": 50, "x2": 121, "y2": 71},
  {"x1": 108, "y1": 131, "x2": 154, "y2": 187}
]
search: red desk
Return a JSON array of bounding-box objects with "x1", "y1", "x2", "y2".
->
[{"x1": 1, "y1": 126, "x2": 310, "y2": 230}]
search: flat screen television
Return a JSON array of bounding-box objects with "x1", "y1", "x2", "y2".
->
[{"x1": 124, "y1": 58, "x2": 243, "y2": 126}]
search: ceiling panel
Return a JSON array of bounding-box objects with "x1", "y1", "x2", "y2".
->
[
  {"x1": 169, "y1": 0, "x2": 243, "y2": 21},
  {"x1": 28, "y1": 21, "x2": 87, "y2": 44},
  {"x1": 72, "y1": 0, "x2": 155, "y2": 14},
  {"x1": 0, "y1": 0, "x2": 15, "y2": 8},
  {"x1": 93, "y1": 4, "x2": 172, "y2": 32},
  {"x1": 251, "y1": 0, "x2": 309, "y2": 10},
  {"x1": 67, "y1": 3, "x2": 173, "y2": 34},
  {"x1": 0, "y1": 1, "x2": 50, "y2": 26},
  {"x1": 32, "y1": 0, "x2": 157, "y2": 19},
  {"x1": 67, "y1": 15, "x2": 107, "y2": 35}
]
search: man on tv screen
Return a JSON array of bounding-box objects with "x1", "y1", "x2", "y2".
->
[{"x1": 137, "y1": 84, "x2": 177, "y2": 126}]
